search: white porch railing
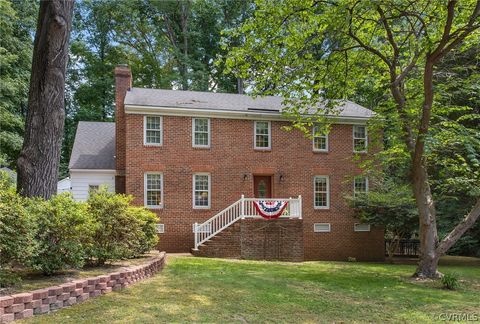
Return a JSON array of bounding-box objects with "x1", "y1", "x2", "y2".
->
[{"x1": 193, "y1": 195, "x2": 302, "y2": 250}]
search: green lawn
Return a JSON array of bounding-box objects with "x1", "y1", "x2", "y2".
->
[{"x1": 22, "y1": 256, "x2": 480, "y2": 323}]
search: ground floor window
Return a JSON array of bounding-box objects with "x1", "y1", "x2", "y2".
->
[
  {"x1": 314, "y1": 176, "x2": 330, "y2": 209},
  {"x1": 193, "y1": 173, "x2": 210, "y2": 208},
  {"x1": 354, "y1": 176, "x2": 368, "y2": 197},
  {"x1": 145, "y1": 173, "x2": 163, "y2": 208},
  {"x1": 354, "y1": 223, "x2": 371, "y2": 232}
]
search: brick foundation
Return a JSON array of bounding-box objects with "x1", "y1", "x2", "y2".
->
[
  {"x1": 0, "y1": 252, "x2": 166, "y2": 323},
  {"x1": 193, "y1": 219, "x2": 304, "y2": 261}
]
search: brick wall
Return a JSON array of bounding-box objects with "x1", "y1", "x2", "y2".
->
[
  {"x1": 0, "y1": 253, "x2": 166, "y2": 323},
  {"x1": 192, "y1": 219, "x2": 303, "y2": 262},
  {"x1": 114, "y1": 65, "x2": 131, "y2": 194},
  {"x1": 241, "y1": 219, "x2": 303, "y2": 261}
]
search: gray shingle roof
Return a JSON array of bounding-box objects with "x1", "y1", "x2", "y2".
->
[
  {"x1": 124, "y1": 88, "x2": 373, "y2": 118},
  {"x1": 69, "y1": 122, "x2": 115, "y2": 170}
]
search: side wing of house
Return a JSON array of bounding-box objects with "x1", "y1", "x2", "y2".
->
[{"x1": 68, "y1": 121, "x2": 116, "y2": 201}]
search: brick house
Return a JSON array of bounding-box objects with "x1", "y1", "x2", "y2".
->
[{"x1": 70, "y1": 65, "x2": 384, "y2": 261}]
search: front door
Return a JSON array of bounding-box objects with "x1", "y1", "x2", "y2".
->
[{"x1": 253, "y1": 175, "x2": 272, "y2": 198}]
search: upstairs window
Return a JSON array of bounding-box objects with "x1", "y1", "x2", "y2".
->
[
  {"x1": 314, "y1": 176, "x2": 330, "y2": 209},
  {"x1": 145, "y1": 173, "x2": 163, "y2": 208},
  {"x1": 254, "y1": 121, "x2": 271, "y2": 149},
  {"x1": 353, "y1": 125, "x2": 367, "y2": 152},
  {"x1": 193, "y1": 173, "x2": 210, "y2": 208},
  {"x1": 144, "y1": 116, "x2": 162, "y2": 145},
  {"x1": 354, "y1": 176, "x2": 369, "y2": 197},
  {"x1": 313, "y1": 125, "x2": 328, "y2": 152},
  {"x1": 192, "y1": 118, "x2": 210, "y2": 148}
]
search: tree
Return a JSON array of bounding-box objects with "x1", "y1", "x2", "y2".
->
[
  {"x1": 347, "y1": 180, "x2": 418, "y2": 262},
  {"x1": 17, "y1": 0, "x2": 75, "y2": 198},
  {"x1": 0, "y1": 0, "x2": 37, "y2": 167},
  {"x1": 224, "y1": 0, "x2": 480, "y2": 277}
]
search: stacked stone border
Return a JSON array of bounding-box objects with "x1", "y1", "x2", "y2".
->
[{"x1": 0, "y1": 252, "x2": 167, "y2": 323}]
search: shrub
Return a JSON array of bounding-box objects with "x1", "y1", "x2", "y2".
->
[
  {"x1": 441, "y1": 273, "x2": 459, "y2": 290},
  {"x1": 128, "y1": 207, "x2": 159, "y2": 256},
  {"x1": 0, "y1": 174, "x2": 37, "y2": 269},
  {"x1": 27, "y1": 193, "x2": 93, "y2": 275},
  {"x1": 87, "y1": 189, "x2": 159, "y2": 264},
  {"x1": 0, "y1": 269, "x2": 21, "y2": 288}
]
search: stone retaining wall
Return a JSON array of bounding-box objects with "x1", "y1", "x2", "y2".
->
[{"x1": 0, "y1": 252, "x2": 167, "y2": 323}]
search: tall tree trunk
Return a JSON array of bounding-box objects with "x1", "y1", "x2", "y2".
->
[
  {"x1": 413, "y1": 163, "x2": 441, "y2": 278},
  {"x1": 180, "y1": 0, "x2": 189, "y2": 90},
  {"x1": 16, "y1": 0, "x2": 75, "y2": 199}
]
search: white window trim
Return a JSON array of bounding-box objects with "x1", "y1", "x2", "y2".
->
[
  {"x1": 313, "y1": 175, "x2": 330, "y2": 209},
  {"x1": 144, "y1": 172, "x2": 164, "y2": 209},
  {"x1": 312, "y1": 125, "x2": 329, "y2": 152},
  {"x1": 192, "y1": 117, "x2": 211, "y2": 148},
  {"x1": 353, "y1": 176, "x2": 369, "y2": 197},
  {"x1": 254, "y1": 121, "x2": 271, "y2": 150},
  {"x1": 314, "y1": 223, "x2": 331, "y2": 233},
  {"x1": 192, "y1": 223, "x2": 212, "y2": 233},
  {"x1": 353, "y1": 125, "x2": 368, "y2": 153},
  {"x1": 155, "y1": 224, "x2": 165, "y2": 234},
  {"x1": 144, "y1": 115, "x2": 163, "y2": 146},
  {"x1": 354, "y1": 223, "x2": 371, "y2": 232},
  {"x1": 193, "y1": 173, "x2": 211, "y2": 209}
]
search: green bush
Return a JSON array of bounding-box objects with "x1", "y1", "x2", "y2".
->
[
  {"x1": 27, "y1": 193, "x2": 93, "y2": 275},
  {"x1": 0, "y1": 269, "x2": 21, "y2": 288},
  {"x1": 441, "y1": 272, "x2": 459, "y2": 290},
  {"x1": 0, "y1": 173, "x2": 37, "y2": 269},
  {"x1": 128, "y1": 206, "x2": 159, "y2": 256},
  {"x1": 87, "y1": 189, "x2": 159, "y2": 265}
]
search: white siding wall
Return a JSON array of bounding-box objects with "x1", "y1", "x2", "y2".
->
[
  {"x1": 57, "y1": 178, "x2": 71, "y2": 194},
  {"x1": 70, "y1": 170, "x2": 115, "y2": 201}
]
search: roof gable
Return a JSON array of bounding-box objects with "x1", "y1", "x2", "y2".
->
[{"x1": 69, "y1": 122, "x2": 115, "y2": 170}]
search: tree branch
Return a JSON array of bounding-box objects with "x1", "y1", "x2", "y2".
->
[{"x1": 436, "y1": 198, "x2": 480, "y2": 256}]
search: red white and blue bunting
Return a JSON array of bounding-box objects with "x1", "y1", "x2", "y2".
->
[{"x1": 253, "y1": 200, "x2": 288, "y2": 219}]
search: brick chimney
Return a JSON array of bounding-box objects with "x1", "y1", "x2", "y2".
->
[{"x1": 114, "y1": 64, "x2": 131, "y2": 194}]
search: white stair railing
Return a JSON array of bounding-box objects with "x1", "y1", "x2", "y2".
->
[{"x1": 193, "y1": 195, "x2": 302, "y2": 250}]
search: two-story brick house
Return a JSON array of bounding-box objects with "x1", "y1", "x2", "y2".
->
[
  {"x1": 111, "y1": 65, "x2": 385, "y2": 261},
  {"x1": 70, "y1": 65, "x2": 384, "y2": 261}
]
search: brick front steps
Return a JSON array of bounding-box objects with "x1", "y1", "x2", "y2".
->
[
  {"x1": 0, "y1": 252, "x2": 167, "y2": 323},
  {"x1": 192, "y1": 219, "x2": 304, "y2": 261}
]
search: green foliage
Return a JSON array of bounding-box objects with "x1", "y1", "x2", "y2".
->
[
  {"x1": 0, "y1": 180, "x2": 158, "y2": 283},
  {"x1": 441, "y1": 272, "x2": 459, "y2": 290},
  {"x1": 87, "y1": 189, "x2": 158, "y2": 265},
  {"x1": 0, "y1": 269, "x2": 21, "y2": 288},
  {"x1": 128, "y1": 206, "x2": 159, "y2": 256},
  {"x1": 27, "y1": 194, "x2": 93, "y2": 275},
  {"x1": 347, "y1": 180, "x2": 418, "y2": 237},
  {"x1": 0, "y1": 0, "x2": 37, "y2": 167},
  {"x1": 0, "y1": 172, "x2": 36, "y2": 268}
]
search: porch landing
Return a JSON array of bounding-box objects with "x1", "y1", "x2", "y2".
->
[{"x1": 192, "y1": 218, "x2": 304, "y2": 262}]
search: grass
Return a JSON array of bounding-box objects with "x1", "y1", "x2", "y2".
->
[
  {"x1": 21, "y1": 255, "x2": 480, "y2": 323},
  {"x1": 1, "y1": 252, "x2": 161, "y2": 296}
]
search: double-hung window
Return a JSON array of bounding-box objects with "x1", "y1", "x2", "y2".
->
[
  {"x1": 314, "y1": 176, "x2": 330, "y2": 209},
  {"x1": 192, "y1": 118, "x2": 210, "y2": 148},
  {"x1": 353, "y1": 176, "x2": 368, "y2": 197},
  {"x1": 254, "y1": 121, "x2": 271, "y2": 150},
  {"x1": 313, "y1": 125, "x2": 328, "y2": 152},
  {"x1": 144, "y1": 116, "x2": 162, "y2": 145},
  {"x1": 353, "y1": 125, "x2": 367, "y2": 152},
  {"x1": 144, "y1": 173, "x2": 163, "y2": 208},
  {"x1": 193, "y1": 173, "x2": 210, "y2": 208}
]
